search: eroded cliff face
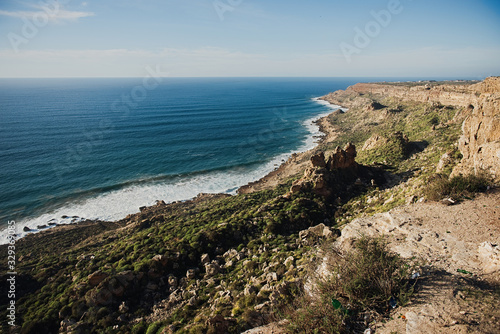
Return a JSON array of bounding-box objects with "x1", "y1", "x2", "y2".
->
[
  {"x1": 454, "y1": 77, "x2": 500, "y2": 181},
  {"x1": 322, "y1": 77, "x2": 500, "y2": 182}
]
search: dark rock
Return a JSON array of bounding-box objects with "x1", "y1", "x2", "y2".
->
[
  {"x1": 310, "y1": 152, "x2": 327, "y2": 168},
  {"x1": 116, "y1": 271, "x2": 135, "y2": 287},
  {"x1": 88, "y1": 270, "x2": 109, "y2": 287},
  {"x1": 85, "y1": 287, "x2": 113, "y2": 306},
  {"x1": 207, "y1": 315, "x2": 236, "y2": 334},
  {"x1": 137, "y1": 219, "x2": 151, "y2": 229},
  {"x1": 23, "y1": 226, "x2": 31, "y2": 232},
  {"x1": 366, "y1": 101, "x2": 386, "y2": 111}
]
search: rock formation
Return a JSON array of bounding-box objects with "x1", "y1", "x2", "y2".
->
[{"x1": 290, "y1": 143, "x2": 359, "y2": 197}]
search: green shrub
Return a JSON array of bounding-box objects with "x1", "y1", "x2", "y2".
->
[
  {"x1": 324, "y1": 236, "x2": 414, "y2": 311},
  {"x1": 284, "y1": 236, "x2": 415, "y2": 333},
  {"x1": 145, "y1": 322, "x2": 161, "y2": 334},
  {"x1": 425, "y1": 173, "x2": 490, "y2": 201},
  {"x1": 132, "y1": 321, "x2": 147, "y2": 334}
]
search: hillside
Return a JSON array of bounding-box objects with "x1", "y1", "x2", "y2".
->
[{"x1": 1, "y1": 78, "x2": 499, "y2": 334}]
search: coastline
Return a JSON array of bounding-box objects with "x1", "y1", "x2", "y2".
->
[
  {"x1": 238, "y1": 99, "x2": 343, "y2": 194},
  {"x1": 5, "y1": 77, "x2": 499, "y2": 333},
  {"x1": 0, "y1": 97, "x2": 344, "y2": 244}
]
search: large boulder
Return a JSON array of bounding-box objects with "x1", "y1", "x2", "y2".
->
[{"x1": 88, "y1": 270, "x2": 109, "y2": 287}]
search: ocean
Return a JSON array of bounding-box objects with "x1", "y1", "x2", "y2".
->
[{"x1": 0, "y1": 77, "x2": 365, "y2": 243}]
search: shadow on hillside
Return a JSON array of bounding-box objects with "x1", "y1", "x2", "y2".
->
[
  {"x1": 411, "y1": 267, "x2": 500, "y2": 306},
  {"x1": 407, "y1": 140, "x2": 429, "y2": 157}
]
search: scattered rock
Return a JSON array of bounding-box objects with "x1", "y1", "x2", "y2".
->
[
  {"x1": 152, "y1": 254, "x2": 168, "y2": 266},
  {"x1": 478, "y1": 242, "x2": 500, "y2": 274},
  {"x1": 119, "y1": 302, "x2": 129, "y2": 313},
  {"x1": 204, "y1": 263, "x2": 220, "y2": 277},
  {"x1": 167, "y1": 275, "x2": 178, "y2": 288},
  {"x1": 186, "y1": 269, "x2": 196, "y2": 280},
  {"x1": 436, "y1": 152, "x2": 454, "y2": 173},
  {"x1": 244, "y1": 284, "x2": 258, "y2": 296},
  {"x1": 207, "y1": 315, "x2": 236, "y2": 333},
  {"x1": 284, "y1": 256, "x2": 294, "y2": 267},
  {"x1": 441, "y1": 198, "x2": 456, "y2": 206},
  {"x1": 201, "y1": 253, "x2": 210, "y2": 264}
]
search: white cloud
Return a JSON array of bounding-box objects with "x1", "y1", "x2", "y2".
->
[{"x1": 0, "y1": 7, "x2": 94, "y2": 23}]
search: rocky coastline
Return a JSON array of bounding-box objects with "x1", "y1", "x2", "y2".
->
[{"x1": 1, "y1": 77, "x2": 499, "y2": 334}]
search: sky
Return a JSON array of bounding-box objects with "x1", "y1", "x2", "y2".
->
[{"x1": 0, "y1": 0, "x2": 499, "y2": 78}]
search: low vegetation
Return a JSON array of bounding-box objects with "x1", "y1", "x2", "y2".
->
[
  {"x1": 282, "y1": 237, "x2": 416, "y2": 333},
  {"x1": 425, "y1": 173, "x2": 491, "y2": 201}
]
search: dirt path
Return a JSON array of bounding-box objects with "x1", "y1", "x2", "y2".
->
[{"x1": 336, "y1": 189, "x2": 500, "y2": 333}]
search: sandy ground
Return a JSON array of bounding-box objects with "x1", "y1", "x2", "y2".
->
[{"x1": 336, "y1": 189, "x2": 500, "y2": 333}]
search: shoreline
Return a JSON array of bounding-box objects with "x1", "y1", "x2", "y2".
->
[
  {"x1": 238, "y1": 98, "x2": 343, "y2": 193},
  {"x1": 0, "y1": 97, "x2": 344, "y2": 245}
]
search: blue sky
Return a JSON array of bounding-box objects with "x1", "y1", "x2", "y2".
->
[{"x1": 0, "y1": 0, "x2": 499, "y2": 77}]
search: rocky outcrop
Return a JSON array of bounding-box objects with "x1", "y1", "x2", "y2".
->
[
  {"x1": 88, "y1": 270, "x2": 109, "y2": 287},
  {"x1": 327, "y1": 143, "x2": 357, "y2": 169},
  {"x1": 362, "y1": 134, "x2": 389, "y2": 151},
  {"x1": 290, "y1": 143, "x2": 358, "y2": 197}
]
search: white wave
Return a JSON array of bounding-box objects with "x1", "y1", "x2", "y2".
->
[
  {"x1": 311, "y1": 97, "x2": 348, "y2": 112},
  {"x1": 0, "y1": 103, "x2": 335, "y2": 245}
]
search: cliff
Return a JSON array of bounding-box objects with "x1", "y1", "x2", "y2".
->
[{"x1": 322, "y1": 77, "x2": 500, "y2": 182}]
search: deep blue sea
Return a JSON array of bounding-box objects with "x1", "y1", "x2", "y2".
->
[{"x1": 0, "y1": 77, "x2": 376, "y2": 242}]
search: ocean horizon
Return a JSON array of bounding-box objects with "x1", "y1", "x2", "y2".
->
[{"x1": 0, "y1": 77, "x2": 424, "y2": 243}]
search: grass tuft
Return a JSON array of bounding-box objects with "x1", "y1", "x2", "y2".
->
[
  {"x1": 425, "y1": 173, "x2": 490, "y2": 201},
  {"x1": 282, "y1": 236, "x2": 416, "y2": 333}
]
